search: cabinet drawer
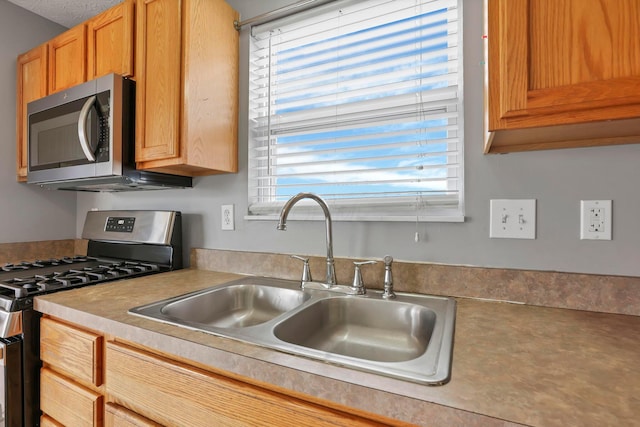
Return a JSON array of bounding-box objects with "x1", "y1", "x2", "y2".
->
[
  {"x1": 41, "y1": 368, "x2": 103, "y2": 427},
  {"x1": 40, "y1": 317, "x2": 103, "y2": 386},
  {"x1": 106, "y1": 341, "x2": 389, "y2": 427},
  {"x1": 105, "y1": 403, "x2": 163, "y2": 427},
  {"x1": 40, "y1": 414, "x2": 64, "y2": 427}
]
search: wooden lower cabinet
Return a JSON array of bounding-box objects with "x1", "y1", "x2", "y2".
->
[
  {"x1": 105, "y1": 403, "x2": 162, "y2": 427},
  {"x1": 41, "y1": 414, "x2": 64, "y2": 427},
  {"x1": 40, "y1": 317, "x2": 103, "y2": 386},
  {"x1": 40, "y1": 368, "x2": 103, "y2": 426},
  {"x1": 40, "y1": 316, "x2": 404, "y2": 426},
  {"x1": 40, "y1": 317, "x2": 106, "y2": 426},
  {"x1": 105, "y1": 341, "x2": 392, "y2": 427}
]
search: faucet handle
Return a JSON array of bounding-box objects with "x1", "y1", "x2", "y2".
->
[
  {"x1": 290, "y1": 255, "x2": 312, "y2": 284},
  {"x1": 382, "y1": 255, "x2": 396, "y2": 299},
  {"x1": 352, "y1": 260, "x2": 376, "y2": 295}
]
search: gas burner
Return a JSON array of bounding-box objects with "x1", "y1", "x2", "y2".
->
[
  {"x1": 99, "y1": 262, "x2": 160, "y2": 276},
  {"x1": 0, "y1": 277, "x2": 37, "y2": 298},
  {"x1": 1, "y1": 257, "x2": 98, "y2": 272},
  {"x1": 4, "y1": 277, "x2": 37, "y2": 286},
  {"x1": 38, "y1": 272, "x2": 89, "y2": 288},
  {"x1": 3, "y1": 277, "x2": 40, "y2": 291},
  {"x1": 2, "y1": 262, "x2": 31, "y2": 272},
  {"x1": 0, "y1": 259, "x2": 167, "y2": 300},
  {"x1": 0, "y1": 260, "x2": 167, "y2": 301},
  {"x1": 65, "y1": 256, "x2": 93, "y2": 263},
  {"x1": 32, "y1": 258, "x2": 71, "y2": 267}
]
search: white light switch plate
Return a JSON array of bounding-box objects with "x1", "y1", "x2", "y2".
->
[
  {"x1": 490, "y1": 199, "x2": 536, "y2": 239},
  {"x1": 580, "y1": 200, "x2": 612, "y2": 240}
]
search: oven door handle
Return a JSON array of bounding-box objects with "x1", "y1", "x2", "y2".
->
[
  {"x1": 0, "y1": 309, "x2": 23, "y2": 338},
  {"x1": 78, "y1": 95, "x2": 97, "y2": 162}
]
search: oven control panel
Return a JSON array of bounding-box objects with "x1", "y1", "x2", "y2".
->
[
  {"x1": 105, "y1": 217, "x2": 135, "y2": 233},
  {"x1": 82, "y1": 210, "x2": 179, "y2": 245}
]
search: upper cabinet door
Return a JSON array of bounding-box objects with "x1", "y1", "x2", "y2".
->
[
  {"x1": 16, "y1": 44, "x2": 48, "y2": 182},
  {"x1": 48, "y1": 24, "x2": 87, "y2": 94},
  {"x1": 87, "y1": 0, "x2": 135, "y2": 80},
  {"x1": 485, "y1": 0, "x2": 640, "y2": 153},
  {"x1": 135, "y1": 0, "x2": 182, "y2": 163},
  {"x1": 134, "y1": 0, "x2": 239, "y2": 175}
]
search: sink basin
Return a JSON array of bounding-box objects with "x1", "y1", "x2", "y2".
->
[
  {"x1": 273, "y1": 297, "x2": 435, "y2": 362},
  {"x1": 161, "y1": 284, "x2": 310, "y2": 328},
  {"x1": 130, "y1": 276, "x2": 456, "y2": 385}
]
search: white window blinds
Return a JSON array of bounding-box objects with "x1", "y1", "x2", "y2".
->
[{"x1": 248, "y1": 0, "x2": 463, "y2": 222}]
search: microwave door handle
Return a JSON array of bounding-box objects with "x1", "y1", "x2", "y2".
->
[{"x1": 77, "y1": 95, "x2": 97, "y2": 162}]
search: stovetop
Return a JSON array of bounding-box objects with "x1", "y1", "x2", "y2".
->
[
  {"x1": 0, "y1": 256, "x2": 167, "y2": 312},
  {"x1": 0, "y1": 210, "x2": 182, "y2": 316}
]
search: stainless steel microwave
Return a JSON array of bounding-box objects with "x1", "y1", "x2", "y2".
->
[{"x1": 27, "y1": 73, "x2": 191, "y2": 191}]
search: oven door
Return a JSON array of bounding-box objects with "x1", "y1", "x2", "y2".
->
[
  {"x1": 0, "y1": 337, "x2": 23, "y2": 427},
  {"x1": 26, "y1": 74, "x2": 124, "y2": 185}
]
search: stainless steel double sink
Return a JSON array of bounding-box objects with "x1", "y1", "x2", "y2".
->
[{"x1": 129, "y1": 276, "x2": 456, "y2": 385}]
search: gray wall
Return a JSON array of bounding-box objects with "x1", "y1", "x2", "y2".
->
[
  {"x1": 0, "y1": 0, "x2": 76, "y2": 243},
  {"x1": 77, "y1": 0, "x2": 640, "y2": 277}
]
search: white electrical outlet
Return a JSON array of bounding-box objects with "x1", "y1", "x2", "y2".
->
[
  {"x1": 221, "y1": 204, "x2": 235, "y2": 231},
  {"x1": 489, "y1": 199, "x2": 536, "y2": 239},
  {"x1": 580, "y1": 200, "x2": 611, "y2": 240}
]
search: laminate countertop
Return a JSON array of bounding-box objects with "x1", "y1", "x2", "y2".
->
[{"x1": 34, "y1": 269, "x2": 640, "y2": 426}]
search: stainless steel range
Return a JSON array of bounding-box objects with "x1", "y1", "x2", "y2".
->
[{"x1": 0, "y1": 210, "x2": 182, "y2": 427}]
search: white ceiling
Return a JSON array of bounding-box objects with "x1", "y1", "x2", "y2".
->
[{"x1": 7, "y1": 0, "x2": 120, "y2": 28}]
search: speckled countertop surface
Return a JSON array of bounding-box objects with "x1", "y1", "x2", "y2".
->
[{"x1": 35, "y1": 269, "x2": 640, "y2": 427}]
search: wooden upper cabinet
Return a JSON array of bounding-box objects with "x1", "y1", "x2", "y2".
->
[
  {"x1": 17, "y1": 0, "x2": 238, "y2": 181},
  {"x1": 16, "y1": 44, "x2": 47, "y2": 182},
  {"x1": 87, "y1": 0, "x2": 135, "y2": 80},
  {"x1": 48, "y1": 24, "x2": 87, "y2": 94},
  {"x1": 135, "y1": 0, "x2": 182, "y2": 164},
  {"x1": 17, "y1": 1, "x2": 135, "y2": 183},
  {"x1": 46, "y1": 0, "x2": 134, "y2": 94},
  {"x1": 135, "y1": 0, "x2": 239, "y2": 176},
  {"x1": 485, "y1": 0, "x2": 640, "y2": 153}
]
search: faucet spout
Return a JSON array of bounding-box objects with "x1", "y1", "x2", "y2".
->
[{"x1": 277, "y1": 193, "x2": 336, "y2": 286}]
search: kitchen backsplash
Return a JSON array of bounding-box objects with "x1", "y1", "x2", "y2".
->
[
  {"x1": 4, "y1": 241, "x2": 636, "y2": 316},
  {"x1": 0, "y1": 240, "x2": 76, "y2": 264},
  {"x1": 192, "y1": 248, "x2": 640, "y2": 317}
]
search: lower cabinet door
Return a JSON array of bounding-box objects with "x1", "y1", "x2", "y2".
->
[
  {"x1": 40, "y1": 368, "x2": 103, "y2": 427},
  {"x1": 106, "y1": 341, "x2": 391, "y2": 427},
  {"x1": 105, "y1": 403, "x2": 163, "y2": 427},
  {"x1": 40, "y1": 317, "x2": 104, "y2": 387},
  {"x1": 40, "y1": 414, "x2": 64, "y2": 427}
]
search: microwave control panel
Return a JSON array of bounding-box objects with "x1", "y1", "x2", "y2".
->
[{"x1": 96, "y1": 91, "x2": 111, "y2": 163}]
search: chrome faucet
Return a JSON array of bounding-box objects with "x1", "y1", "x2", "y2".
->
[{"x1": 277, "y1": 193, "x2": 337, "y2": 287}]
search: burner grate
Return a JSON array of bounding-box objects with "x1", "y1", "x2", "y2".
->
[
  {"x1": 1, "y1": 262, "x2": 31, "y2": 272},
  {"x1": 1, "y1": 256, "x2": 94, "y2": 272},
  {"x1": 0, "y1": 259, "x2": 164, "y2": 302}
]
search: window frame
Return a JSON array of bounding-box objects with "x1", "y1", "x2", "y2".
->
[{"x1": 246, "y1": 0, "x2": 465, "y2": 223}]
